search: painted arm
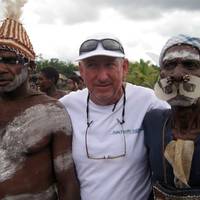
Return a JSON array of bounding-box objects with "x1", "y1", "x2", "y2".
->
[{"x1": 52, "y1": 131, "x2": 80, "y2": 200}]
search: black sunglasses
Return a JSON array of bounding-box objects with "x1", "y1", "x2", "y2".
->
[
  {"x1": 79, "y1": 39, "x2": 125, "y2": 55},
  {"x1": 0, "y1": 56, "x2": 27, "y2": 65}
]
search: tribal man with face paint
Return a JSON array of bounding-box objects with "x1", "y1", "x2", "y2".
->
[
  {"x1": 143, "y1": 34, "x2": 200, "y2": 200},
  {"x1": 0, "y1": 1, "x2": 80, "y2": 200}
]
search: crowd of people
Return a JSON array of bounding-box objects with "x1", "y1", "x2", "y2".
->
[
  {"x1": 1, "y1": 1, "x2": 200, "y2": 200},
  {"x1": 29, "y1": 68, "x2": 83, "y2": 99}
]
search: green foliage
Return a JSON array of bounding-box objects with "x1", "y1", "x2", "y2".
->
[
  {"x1": 127, "y1": 59, "x2": 160, "y2": 89},
  {"x1": 35, "y1": 55, "x2": 77, "y2": 77}
]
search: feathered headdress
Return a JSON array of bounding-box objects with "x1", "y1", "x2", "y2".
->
[{"x1": 0, "y1": 0, "x2": 35, "y2": 60}]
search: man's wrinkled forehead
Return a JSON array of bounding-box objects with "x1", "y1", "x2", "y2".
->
[{"x1": 81, "y1": 55, "x2": 122, "y2": 63}]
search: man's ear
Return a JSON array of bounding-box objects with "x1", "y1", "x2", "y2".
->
[
  {"x1": 79, "y1": 62, "x2": 84, "y2": 78},
  {"x1": 79, "y1": 61, "x2": 86, "y2": 84},
  {"x1": 123, "y1": 58, "x2": 129, "y2": 80}
]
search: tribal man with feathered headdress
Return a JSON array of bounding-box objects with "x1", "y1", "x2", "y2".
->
[{"x1": 0, "y1": 1, "x2": 80, "y2": 199}]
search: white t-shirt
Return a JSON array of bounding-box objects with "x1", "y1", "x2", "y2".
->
[{"x1": 60, "y1": 83, "x2": 169, "y2": 200}]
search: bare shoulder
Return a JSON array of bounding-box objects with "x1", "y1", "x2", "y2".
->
[{"x1": 0, "y1": 93, "x2": 72, "y2": 153}]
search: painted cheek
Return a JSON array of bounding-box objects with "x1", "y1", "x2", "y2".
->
[
  {"x1": 11, "y1": 65, "x2": 23, "y2": 74},
  {"x1": 0, "y1": 65, "x2": 15, "y2": 76},
  {"x1": 0, "y1": 67, "x2": 28, "y2": 92},
  {"x1": 0, "y1": 64, "x2": 8, "y2": 72}
]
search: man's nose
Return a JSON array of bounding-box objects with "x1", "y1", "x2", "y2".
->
[
  {"x1": 169, "y1": 64, "x2": 186, "y2": 82},
  {"x1": 97, "y1": 67, "x2": 109, "y2": 81}
]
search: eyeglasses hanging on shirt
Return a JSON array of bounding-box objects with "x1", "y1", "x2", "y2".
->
[{"x1": 85, "y1": 86, "x2": 126, "y2": 160}]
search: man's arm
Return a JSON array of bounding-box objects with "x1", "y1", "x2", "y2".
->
[{"x1": 52, "y1": 131, "x2": 80, "y2": 200}]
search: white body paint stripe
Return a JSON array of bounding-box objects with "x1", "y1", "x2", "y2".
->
[
  {"x1": 54, "y1": 152, "x2": 73, "y2": 173},
  {"x1": 0, "y1": 103, "x2": 71, "y2": 182},
  {"x1": 163, "y1": 50, "x2": 200, "y2": 62},
  {"x1": 2, "y1": 185, "x2": 57, "y2": 200}
]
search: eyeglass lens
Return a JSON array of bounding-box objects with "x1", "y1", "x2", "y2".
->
[
  {"x1": 79, "y1": 39, "x2": 124, "y2": 55},
  {"x1": 102, "y1": 39, "x2": 124, "y2": 53},
  {"x1": 80, "y1": 40, "x2": 99, "y2": 53},
  {"x1": 85, "y1": 119, "x2": 126, "y2": 159}
]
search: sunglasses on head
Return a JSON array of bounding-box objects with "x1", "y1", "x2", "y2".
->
[
  {"x1": 79, "y1": 39, "x2": 125, "y2": 55},
  {"x1": 0, "y1": 56, "x2": 27, "y2": 65}
]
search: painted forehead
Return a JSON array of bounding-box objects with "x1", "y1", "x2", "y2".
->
[{"x1": 162, "y1": 44, "x2": 200, "y2": 62}]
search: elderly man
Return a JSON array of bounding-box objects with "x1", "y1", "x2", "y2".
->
[
  {"x1": 144, "y1": 34, "x2": 200, "y2": 199},
  {"x1": 60, "y1": 33, "x2": 169, "y2": 200},
  {"x1": 0, "y1": 1, "x2": 79, "y2": 199}
]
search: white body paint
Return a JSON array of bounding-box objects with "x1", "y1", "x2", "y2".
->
[
  {"x1": 0, "y1": 103, "x2": 71, "y2": 182},
  {"x1": 163, "y1": 50, "x2": 200, "y2": 62},
  {"x1": 0, "y1": 66, "x2": 28, "y2": 92},
  {"x1": 54, "y1": 152, "x2": 73, "y2": 173},
  {"x1": 2, "y1": 185, "x2": 56, "y2": 200}
]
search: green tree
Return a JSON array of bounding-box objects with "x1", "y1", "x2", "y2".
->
[
  {"x1": 127, "y1": 59, "x2": 159, "y2": 89},
  {"x1": 35, "y1": 56, "x2": 77, "y2": 77}
]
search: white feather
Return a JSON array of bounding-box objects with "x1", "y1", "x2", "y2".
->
[{"x1": 2, "y1": 0, "x2": 27, "y2": 21}]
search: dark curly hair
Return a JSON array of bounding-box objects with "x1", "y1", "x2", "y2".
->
[{"x1": 41, "y1": 67, "x2": 59, "y2": 85}]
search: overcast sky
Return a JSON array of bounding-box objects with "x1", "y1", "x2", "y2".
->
[{"x1": 1, "y1": 0, "x2": 200, "y2": 64}]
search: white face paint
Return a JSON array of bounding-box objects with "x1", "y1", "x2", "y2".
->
[
  {"x1": 154, "y1": 75, "x2": 200, "y2": 107},
  {"x1": 168, "y1": 96, "x2": 197, "y2": 107},
  {"x1": 0, "y1": 103, "x2": 72, "y2": 182},
  {"x1": 2, "y1": 185, "x2": 57, "y2": 200},
  {"x1": 163, "y1": 50, "x2": 200, "y2": 62},
  {"x1": 54, "y1": 152, "x2": 73, "y2": 173},
  {"x1": 0, "y1": 66, "x2": 28, "y2": 92}
]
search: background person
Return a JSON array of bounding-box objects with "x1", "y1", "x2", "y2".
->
[
  {"x1": 66, "y1": 75, "x2": 79, "y2": 92},
  {"x1": 0, "y1": 1, "x2": 80, "y2": 199},
  {"x1": 38, "y1": 66, "x2": 67, "y2": 99},
  {"x1": 60, "y1": 33, "x2": 169, "y2": 200},
  {"x1": 29, "y1": 73, "x2": 39, "y2": 91},
  {"x1": 77, "y1": 76, "x2": 85, "y2": 90},
  {"x1": 144, "y1": 34, "x2": 200, "y2": 199}
]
